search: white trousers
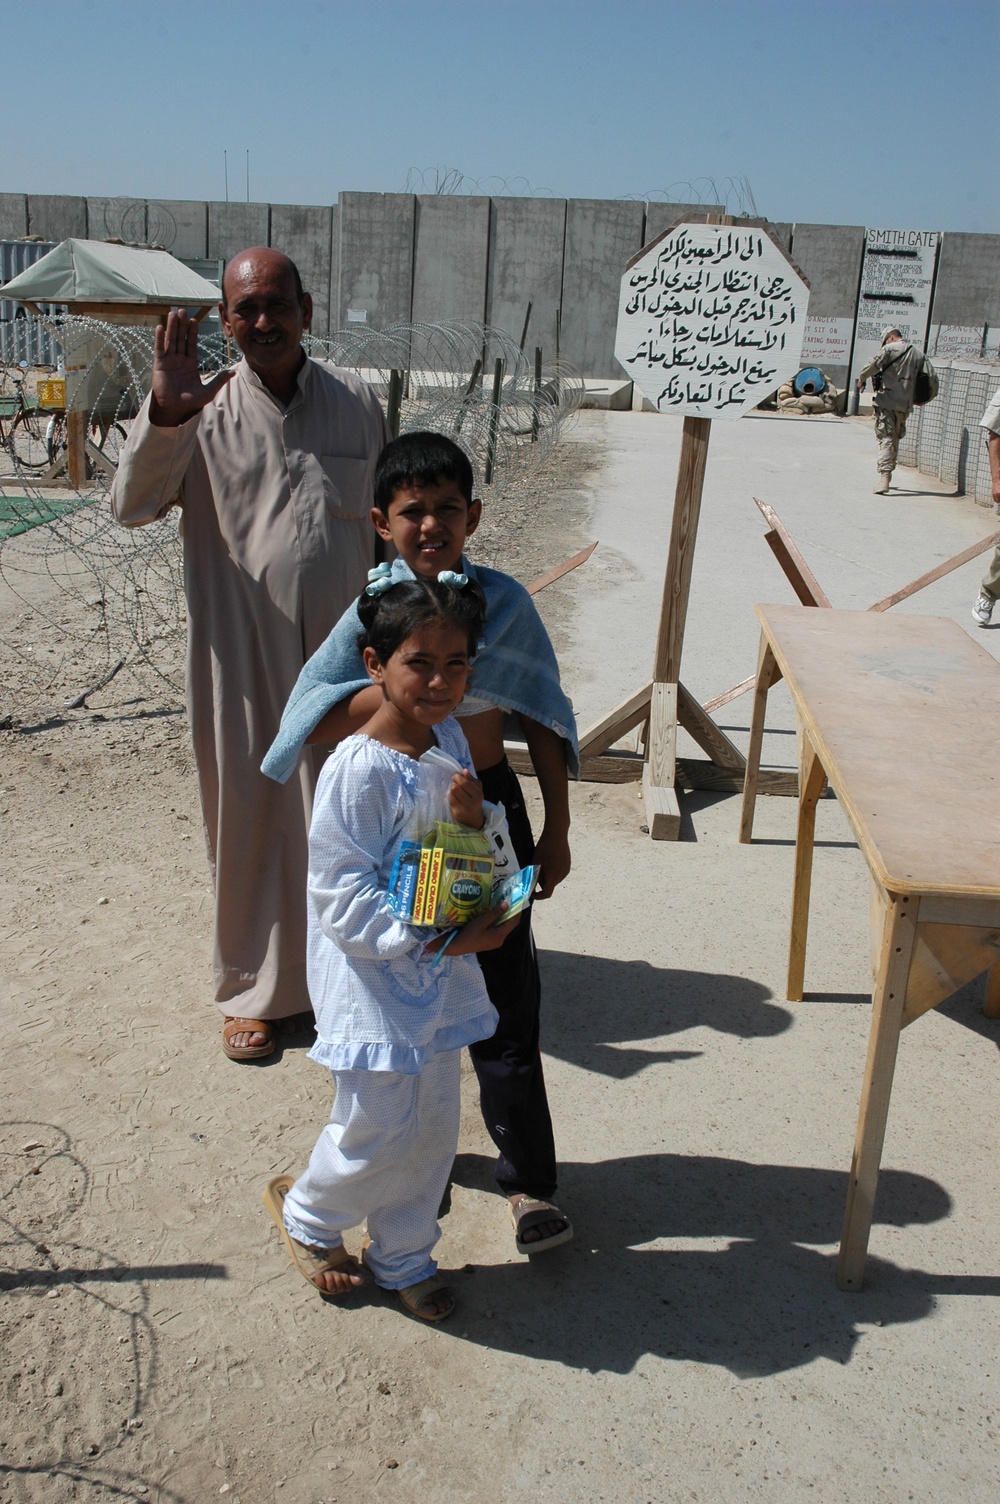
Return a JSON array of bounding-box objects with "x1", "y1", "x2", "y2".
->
[{"x1": 281, "y1": 1049, "x2": 460, "y2": 1291}]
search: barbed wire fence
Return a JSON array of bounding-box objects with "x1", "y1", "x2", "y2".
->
[{"x1": 0, "y1": 318, "x2": 582, "y2": 721}]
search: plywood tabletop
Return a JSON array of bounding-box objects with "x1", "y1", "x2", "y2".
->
[{"x1": 756, "y1": 605, "x2": 1000, "y2": 896}]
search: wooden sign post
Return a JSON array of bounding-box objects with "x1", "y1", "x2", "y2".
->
[{"x1": 590, "y1": 220, "x2": 810, "y2": 838}]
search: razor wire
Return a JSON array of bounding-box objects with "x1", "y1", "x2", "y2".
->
[{"x1": 0, "y1": 318, "x2": 582, "y2": 718}]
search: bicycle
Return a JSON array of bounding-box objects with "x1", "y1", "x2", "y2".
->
[
  {"x1": 44, "y1": 410, "x2": 128, "y2": 479},
  {"x1": 0, "y1": 363, "x2": 48, "y2": 468}
]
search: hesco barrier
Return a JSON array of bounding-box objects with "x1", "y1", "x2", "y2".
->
[
  {"x1": 897, "y1": 359, "x2": 1000, "y2": 506},
  {"x1": 0, "y1": 240, "x2": 58, "y2": 365}
]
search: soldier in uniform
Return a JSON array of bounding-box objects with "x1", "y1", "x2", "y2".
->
[{"x1": 856, "y1": 327, "x2": 926, "y2": 494}]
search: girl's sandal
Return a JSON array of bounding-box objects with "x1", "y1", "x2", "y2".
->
[
  {"x1": 360, "y1": 1240, "x2": 455, "y2": 1323},
  {"x1": 398, "y1": 1274, "x2": 456, "y2": 1323},
  {"x1": 262, "y1": 1176, "x2": 366, "y2": 1298}
]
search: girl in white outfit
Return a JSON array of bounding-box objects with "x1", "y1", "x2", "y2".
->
[{"x1": 263, "y1": 573, "x2": 516, "y2": 1322}]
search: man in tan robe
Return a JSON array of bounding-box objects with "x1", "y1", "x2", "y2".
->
[{"x1": 111, "y1": 248, "x2": 388, "y2": 1060}]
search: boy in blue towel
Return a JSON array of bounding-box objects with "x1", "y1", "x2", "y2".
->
[{"x1": 264, "y1": 431, "x2": 577, "y2": 1255}]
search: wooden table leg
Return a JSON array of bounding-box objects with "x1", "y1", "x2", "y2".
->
[
  {"x1": 985, "y1": 964, "x2": 1000, "y2": 1020},
  {"x1": 786, "y1": 732, "x2": 826, "y2": 1002},
  {"x1": 739, "y1": 635, "x2": 781, "y2": 843},
  {"x1": 837, "y1": 893, "x2": 918, "y2": 1291}
]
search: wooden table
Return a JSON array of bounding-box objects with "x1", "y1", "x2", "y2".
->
[{"x1": 740, "y1": 605, "x2": 1000, "y2": 1290}]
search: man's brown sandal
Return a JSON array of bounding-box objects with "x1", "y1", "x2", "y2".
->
[
  {"x1": 509, "y1": 1196, "x2": 574, "y2": 1255},
  {"x1": 262, "y1": 1176, "x2": 367, "y2": 1298},
  {"x1": 222, "y1": 1016, "x2": 275, "y2": 1061}
]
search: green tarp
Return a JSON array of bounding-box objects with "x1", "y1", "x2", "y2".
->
[{"x1": 0, "y1": 239, "x2": 221, "y2": 306}]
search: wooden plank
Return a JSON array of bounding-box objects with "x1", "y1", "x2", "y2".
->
[
  {"x1": 505, "y1": 745, "x2": 643, "y2": 784},
  {"x1": 654, "y1": 416, "x2": 712, "y2": 684},
  {"x1": 901, "y1": 922, "x2": 1000, "y2": 1026},
  {"x1": 739, "y1": 635, "x2": 781, "y2": 844},
  {"x1": 577, "y1": 681, "x2": 652, "y2": 758},
  {"x1": 837, "y1": 895, "x2": 918, "y2": 1292},
  {"x1": 678, "y1": 760, "x2": 799, "y2": 796},
  {"x1": 646, "y1": 682, "x2": 677, "y2": 791},
  {"x1": 644, "y1": 683, "x2": 681, "y2": 840},
  {"x1": 703, "y1": 675, "x2": 755, "y2": 714},
  {"x1": 868, "y1": 531, "x2": 1000, "y2": 614},
  {"x1": 526, "y1": 540, "x2": 598, "y2": 597},
  {"x1": 642, "y1": 763, "x2": 681, "y2": 840},
  {"x1": 917, "y1": 895, "x2": 1000, "y2": 928},
  {"x1": 754, "y1": 498, "x2": 832, "y2": 607},
  {"x1": 676, "y1": 681, "x2": 745, "y2": 773},
  {"x1": 786, "y1": 733, "x2": 827, "y2": 1001}
]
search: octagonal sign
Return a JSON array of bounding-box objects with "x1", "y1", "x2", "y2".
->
[{"x1": 615, "y1": 222, "x2": 809, "y2": 420}]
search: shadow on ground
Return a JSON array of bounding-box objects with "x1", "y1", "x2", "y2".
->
[
  {"x1": 538, "y1": 948, "x2": 791, "y2": 1077},
  {"x1": 443, "y1": 1148, "x2": 977, "y2": 1378}
]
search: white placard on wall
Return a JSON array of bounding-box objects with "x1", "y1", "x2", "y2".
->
[
  {"x1": 800, "y1": 316, "x2": 853, "y2": 368},
  {"x1": 849, "y1": 228, "x2": 939, "y2": 388}
]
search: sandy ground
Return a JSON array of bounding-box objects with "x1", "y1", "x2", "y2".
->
[{"x1": 2, "y1": 410, "x2": 1000, "y2": 1503}]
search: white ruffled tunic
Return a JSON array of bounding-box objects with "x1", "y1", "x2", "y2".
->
[{"x1": 305, "y1": 717, "x2": 498, "y2": 1073}]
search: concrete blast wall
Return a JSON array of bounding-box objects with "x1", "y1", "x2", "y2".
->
[
  {"x1": 4, "y1": 190, "x2": 1000, "y2": 380},
  {"x1": 486, "y1": 197, "x2": 566, "y2": 359},
  {"x1": 931, "y1": 233, "x2": 1000, "y2": 331},
  {"x1": 336, "y1": 192, "x2": 415, "y2": 331},
  {"x1": 787, "y1": 221, "x2": 865, "y2": 387},
  {"x1": 269, "y1": 203, "x2": 335, "y2": 333},
  {"x1": 0, "y1": 194, "x2": 27, "y2": 240},
  {"x1": 208, "y1": 203, "x2": 271, "y2": 260},
  {"x1": 561, "y1": 199, "x2": 645, "y2": 377},
  {"x1": 411, "y1": 196, "x2": 491, "y2": 329}
]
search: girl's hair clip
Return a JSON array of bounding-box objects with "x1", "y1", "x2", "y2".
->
[
  {"x1": 364, "y1": 563, "x2": 394, "y2": 597},
  {"x1": 437, "y1": 570, "x2": 468, "y2": 589}
]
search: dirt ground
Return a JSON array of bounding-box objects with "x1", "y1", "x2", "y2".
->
[
  {"x1": 0, "y1": 437, "x2": 607, "y2": 1504},
  {"x1": 3, "y1": 411, "x2": 1000, "y2": 1504}
]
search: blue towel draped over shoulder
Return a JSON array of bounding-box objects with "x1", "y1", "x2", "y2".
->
[{"x1": 261, "y1": 556, "x2": 579, "y2": 782}]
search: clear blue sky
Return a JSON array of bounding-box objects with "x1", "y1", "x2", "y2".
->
[{"x1": 7, "y1": 0, "x2": 998, "y2": 232}]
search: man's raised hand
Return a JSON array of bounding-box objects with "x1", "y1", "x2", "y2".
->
[{"x1": 149, "y1": 308, "x2": 233, "y2": 427}]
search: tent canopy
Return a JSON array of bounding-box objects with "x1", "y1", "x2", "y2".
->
[{"x1": 0, "y1": 239, "x2": 221, "y2": 306}]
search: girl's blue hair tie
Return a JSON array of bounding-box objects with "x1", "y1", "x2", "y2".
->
[
  {"x1": 364, "y1": 563, "x2": 394, "y2": 597},
  {"x1": 437, "y1": 570, "x2": 468, "y2": 589}
]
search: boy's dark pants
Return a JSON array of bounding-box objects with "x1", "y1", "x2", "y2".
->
[{"x1": 472, "y1": 756, "x2": 558, "y2": 1202}]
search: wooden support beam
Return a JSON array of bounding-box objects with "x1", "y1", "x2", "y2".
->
[
  {"x1": 577, "y1": 681, "x2": 653, "y2": 758},
  {"x1": 868, "y1": 530, "x2": 1000, "y2": 613},
  {"x1": 526, "y1": 540, "x2": 598, "y2": 597},
  {"x1": 754, "y1": 497, "x2": 832, "y2": 607},
  {"x1": 644, "y1": 682, "x2": 681, "y2": 838},
  {"x1": 676, "y1": 682, "x2": 746, "y2": 772},
  {"x1": 655, "y1": 418, "x2": 712, "y2": 683}
]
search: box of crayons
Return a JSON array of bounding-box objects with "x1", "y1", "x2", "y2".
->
[{"x1": 389, "y1": 821, "x2": 495, "y2": 927}]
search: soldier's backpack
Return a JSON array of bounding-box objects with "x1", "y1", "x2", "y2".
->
[{"x1": 914, "y1": 354, "x2": 938, "y2": 406}]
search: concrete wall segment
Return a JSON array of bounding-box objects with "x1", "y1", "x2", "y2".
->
[
  {"x1": 643, "y1": 202, "x2": 724, "y2": 242},
  {"x1": 0, "y1": 193, "x2": 28, "y2": 240},
  {"x1": 337, "y1": 192, "x2": 414, "y2": 330},
  {"x1": 146, "y1": 199, "x2": 207, "y2": 258},
  {"x1": 788, "y1": 223, "x2": 865, "y2": 315},
  {"x1": 411, "y1": 195, "x2": 490, "y2": 329},
  {"x1": 269, "y1": 202, "x2": 334, "y2": 333},
  {"x1": 208, "y1": 202, "x2": 271, "y2": 260},
  {"x1": 27, "y1": 195, "x2": 87, "y2": 241},
  {"x1": 486, "y1": 196, "x2": 565, "y2": 358},
  {"x1": 561, "y1": 198, "x2": 645, "y2": 376},
  {"x1": 931, "y1": 232, "x2": 1000, "y2": 330}
]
